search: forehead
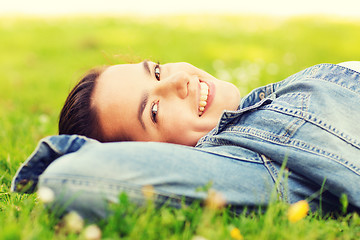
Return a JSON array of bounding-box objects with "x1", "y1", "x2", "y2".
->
[
  {"x1": 94, "y1": 64, "x2": 140, "y2": 106},
  {"x1": 92, "y1": 63, "x2": 147, "y2": 141}
]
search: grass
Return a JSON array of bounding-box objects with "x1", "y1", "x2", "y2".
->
[{"x1": 1, "y1": 14, "x2": 360, "y2": 239}]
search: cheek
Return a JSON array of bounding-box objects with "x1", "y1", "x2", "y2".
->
[
  {"x1": 161, "y1": 116, "x2": 210, "y2": 146},
  {"x1": 160, "y1": 116, "x2": 193, "y2": 142},
  {"x1": 162, "y1": 119, "x2": 191, "y2": 139}
]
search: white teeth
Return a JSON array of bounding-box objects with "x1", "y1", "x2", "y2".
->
[
  {"x1": 199, "y1": 100, "x2": 207, "y2": 107},
  {"x1": 200, "y1": 82, "x2": 209, "y2": 89},
  {"x1": 200, "y1": 82, "x2": 208, "y2": 95},
  {"x1": 200, "y1": 82, "x2": 208, "y2": 89},
  {"x1": 200, "y1": 94, "x2": 208, "y2": 101},
  {"x1": 198, "y1": 82, "x2": 209, "y2": 117},
  {"x1": 200, "y1": 89, "x2": 208, "y2": 95}
]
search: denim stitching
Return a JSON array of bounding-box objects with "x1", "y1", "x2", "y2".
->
[
  {"x1": 195, "y1": 144, "x2": 263, "y2": 163},
  {"x1": 261, "y1": 155, "x2": 290, "y2": 203},
  {"x1": 41, "y1": 176, "x2": 186, "y2": 205},
  {"x1": 264, "y1": 105, "x2": 360, "y2": 149},
  {"x1": 221, "y1": 125, "x2": 360, "y2": 176}
]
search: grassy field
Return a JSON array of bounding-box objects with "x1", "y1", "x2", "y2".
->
[{"x1": 1, "y1": 14, "x2": 360, "y2": 239}]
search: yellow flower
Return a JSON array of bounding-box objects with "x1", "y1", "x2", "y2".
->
[
  {"x1": 287, "y1": 200, "x2": 309, "y2": 223},
  {"x1": 230, "y1": 227, "x2": 244, "y2": 240},
  {"x1": 141, "y1": 185, "x2": 155, "y2": 199}
]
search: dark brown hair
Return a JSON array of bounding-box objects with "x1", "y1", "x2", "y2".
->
[{"x1": 58, "y1": 67, "x2": 107, "y2": 141}]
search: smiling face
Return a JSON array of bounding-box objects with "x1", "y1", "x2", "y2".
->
[{"x1": 92, "y1": 61, "x2": 241, "y2": 146}]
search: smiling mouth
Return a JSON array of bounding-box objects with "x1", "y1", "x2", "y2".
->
[{"x1": 198, "y1": 82, "x2": 209, "y2": 116}]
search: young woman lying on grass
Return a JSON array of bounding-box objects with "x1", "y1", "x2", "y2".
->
[{"x1": 12, "y1": 60, "x2": 360, "y2": 220}]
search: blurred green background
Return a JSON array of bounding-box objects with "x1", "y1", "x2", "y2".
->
[
  {"x1": 1, "y1": 15, "x2": 360, "y2": 186},
  {"x1": 0, "y1": 14, "x2": 360, "y2": 239}
]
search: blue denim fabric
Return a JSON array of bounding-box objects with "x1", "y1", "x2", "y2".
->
[{"x1": 11, "y1": 64, "x2": 360, "y2": 220}]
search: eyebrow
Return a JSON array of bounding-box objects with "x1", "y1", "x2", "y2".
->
[
  {"x1": 143, "y1": 60, "x2": 151, "y2": 76},
  {"x1": 138, "y1": 91, "x2": 148, "y2": 130},
  {"x1": 137, "y1": 61, "x2": 152, "y2": 130}
]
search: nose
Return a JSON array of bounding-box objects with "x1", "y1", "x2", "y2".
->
[{"x1": 154, "y1": 72, "x2": 189, "y2": 99}]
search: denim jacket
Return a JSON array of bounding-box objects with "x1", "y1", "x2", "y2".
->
[
  {"x1": 11, "y1": 64, "x2": 360, "y2": 219},
  {"x1": 197, "y1": 63, "x2": 360, "y2": 209}
]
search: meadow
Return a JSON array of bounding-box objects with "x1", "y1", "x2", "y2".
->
[{"x1": 1, "y1": 14, "x2": 360, "y2": 239}]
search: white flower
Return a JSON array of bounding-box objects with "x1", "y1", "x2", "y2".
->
[
  {"x1": 84, "y1": 224, "x2": 102, "y2": 240},
  {"x1": 63, "y1": 211, "x2": 84, "y2": 233},
  {"x1": 38, "y1": 114, "x2": 49, "y2": 124},
  {"x1": 192, "y1": 236, "x2": 208, "y2": 240},
  {"x1": 37, "y1": 187, "x2": 55, "y2": 203}
]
